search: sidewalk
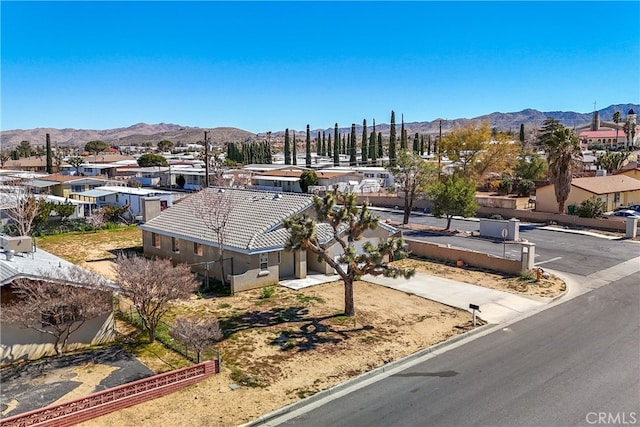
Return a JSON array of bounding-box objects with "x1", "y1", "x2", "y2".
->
[
  {"x1": 280, "y1": 271, "x2": 558, "y2": 325},
  {"x1": 363, "y1": 271, "x2": 549, "y2": 324}
]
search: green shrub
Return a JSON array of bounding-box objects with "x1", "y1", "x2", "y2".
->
[
  {"x1": 260, "y1": 286, "x2": 275, "y2": 299},
  {"x1": 516, "y1": 179, "x2": 535, "y2": 196},
  {"x1": 575, "y1": 197, "x2": 606, "y2": 218}
]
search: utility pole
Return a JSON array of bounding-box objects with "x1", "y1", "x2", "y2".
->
[
  {"x1": 204, "y1": 131, "x2": 210, "y2": 188},
  {"x1": 438, "y1": 119, "x2": 443, "y2": 172}
]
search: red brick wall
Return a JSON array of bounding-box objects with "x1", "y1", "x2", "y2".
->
[{"x1": 0, "y1": 359, "x2": 219, "y2": 427}]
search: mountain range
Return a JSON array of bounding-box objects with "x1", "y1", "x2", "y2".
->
[{"x1": 1, "y1": 104, "x2": 637, "y2": 148}]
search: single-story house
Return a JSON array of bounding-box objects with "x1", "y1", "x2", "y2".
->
[
  {"x1": 71, "y1": 185, "x2": 174, "y2": 218},
  {"x1": 138, "y1": 187, "x2": 399, "y2": 293},
  {"x1": 617, "y1": 161, "x2": 640, "y2": 181},
  {"x1": 535, "y1": 175, "x2": 640, "y2": 213},
  {"x1": 0, "y1": 246, "x2": 115, "y2": 366},
  {"x1": 27, "y1": 174, "x2": 117, "y2": 198}
]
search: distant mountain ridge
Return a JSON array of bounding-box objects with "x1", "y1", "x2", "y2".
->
[{"x1": 1, "y1": 104, "x2": 637, "y2": 148}]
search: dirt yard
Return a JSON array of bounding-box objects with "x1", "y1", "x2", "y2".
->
[{"x1": 33, "y1": 227, "x2": 565, "y2": 427}]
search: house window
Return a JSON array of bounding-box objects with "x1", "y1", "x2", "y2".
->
[
  {"x1": 72, "y1": 185, "x2": 83, "y2": 192},
  {"x1": 614, "y1": 192, "x2": 621, "y2": 204},
  {"x1": 379, "y1": 173, "x2": 389, "y2": 178},
  {"x1": 277, "y1": 252, "x2": 281, "y2": 264},
  {"x1": 260, "y1": 253, "x2": 268, "y2": 271},
  {"x1": 172, "y1": 237, "x2": 180, "y2": 253},
  {"x1": 152, "y1": 233, "x2": 160, "y2": 248},
  {"x1": 194, "y1": 242, "x2": 203, "y2": 256},
  {"x1": 115, "y1": 194, "x2": 119, "y2": 203}
]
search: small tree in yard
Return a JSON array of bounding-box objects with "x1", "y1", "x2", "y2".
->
[
  {"x1": 428, "y1": 175, "x2": 478, "y2": 230},
  {"x1": 170, "y1": 316, "x2": 223, "y2": 363},
  {"x1": 1, "y1": 266, "x2": 113, "y2": 356},
  {"x1": 299, "y1": 170, "x2": 318, "y2": 193},
  {"x1": 389, "y1": 149, "x2": 438, "y2": 224},
  {"x1": 115, "y1": 255, "x2": 200, "y2": 343},
  {"x1": 192, "y1": 189, "x2": 234, "y2": 285},
  {"x1": 67, "y1": 156, "x2": 85, "y2": 175},
  {"x1": 283, "y1": 191, "x2": 414, "y2": 317},
  {"x1": 5, "y1": 190, "x2": 52, "y2": 236},
  {"x1": 52, "y1": 199, "x2": 76, "y2": 222}
]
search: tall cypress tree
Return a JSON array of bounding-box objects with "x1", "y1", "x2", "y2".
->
[
  {"x1": 369, "y1": 118, "x2": 377, "y2": 163},
  {"x1": 413, "y1": 132, "x2": 419, "y2": 152},
  {"x1": 427, "y1": 135, "x2": 432, "y2": 155},
  {"x1": 316, "y1": 131, "x2": 321, "y2": 156},
  {"x1": 420, "y1": 134, "x2": 425, "y2": 155},
  {"x1": 327, "y1": 133, "x2": 332, "y2": 159},
  {"x1": 400, "y1": 114, "x2": 407, "y2": 150},
  {"x1": 292, "y1": 132, "x2": 297, "y2": 165},
  {"x1": 333, "y1": 123, "x2": 339, "y2": 166},
  {"x1": 389, "y1": 110, "x2": 397, "y2": 165},
  {"x1": 45, "y1": 133, "x2": 53, "y2": 174},
  {"x1": 349, "y1": 124, "x2": 357, "y2": 166},
  {"x1": 342, "y1": 134, "x2": 347, "y2": 155},
  {"x1": 378, "y1": 132, "x2": 383, "y2": 159},
  {"x1": 321, "y1": 131, "x2": 326, "y2": 156},
  {"x1": 519, "y1": 123, "x2": 525, "y2": 143},
  {"x1": 361, "y1": 119, "x2": 368, "y2": 165},
  {"x1": 305, "y1": 124, "x2": 312, "y2": 167},
  {"x1": 284, "y1": 128, "x2": 291, "y2": 165}
]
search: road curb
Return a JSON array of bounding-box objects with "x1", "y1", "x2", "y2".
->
[{"x1": 243, "y1": 323, "x2": 493, "y2": 427}]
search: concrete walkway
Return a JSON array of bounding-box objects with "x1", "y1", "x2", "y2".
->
[
  {"x1": 363, "y1": 272, "x2": 548, "y2": 324},
  {"x1": 280, "y1": 271, "x2": 552, "y2": 325}
]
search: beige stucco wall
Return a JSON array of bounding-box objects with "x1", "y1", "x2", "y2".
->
[
  {"x1": 536, "y1": 184, "x2": 640, "y2": 213},
  {"x1": 1, "y1": 313, "x2": 115, "y2": 366}
]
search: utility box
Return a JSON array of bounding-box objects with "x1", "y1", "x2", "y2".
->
[
  {"x1": 626, "y1": 217, "x2": 638, "y2": 238},
  {"x1": 1, "y1": 235, "x2": 33, "y2": 253}
]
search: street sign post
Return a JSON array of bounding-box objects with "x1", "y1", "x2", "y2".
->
[{"x1": 469, "y1": 303, "x2": 481, "y2": 326}]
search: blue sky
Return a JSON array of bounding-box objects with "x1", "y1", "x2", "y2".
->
[{"x1": 2, "y1": 1, "x2": 639, "y2": 133}]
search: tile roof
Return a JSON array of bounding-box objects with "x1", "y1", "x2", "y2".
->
[
  {"x1": 139, "y1": 188, "x2": 315, "y2": 253},
  {"x1": 571, "y1": 175, "x2": 640, "y2": 194}
]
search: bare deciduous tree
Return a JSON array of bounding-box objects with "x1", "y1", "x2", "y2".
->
[
  {"x1": 170, "y1": 315, "x2": 223, "y2": 363},
  {"x1": 1, "y1": 266, "x2": 113, "y2": 356},
  {"x1": 115, "y1": 255, "x2": 200, "y2": 343},
  {"x1": 85, "y1": 209, "x2": 107, "y2": 232},
  {"x1": 192, "y1": 189, "x2": 234, "y2": 285},
  {"x1": 5, "y1": 186, "x2": 51, "y2": 236}
]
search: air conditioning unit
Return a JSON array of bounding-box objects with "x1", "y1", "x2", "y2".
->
[{"x1": 1, "y1": 236, "x2": 33, "y2": 253}]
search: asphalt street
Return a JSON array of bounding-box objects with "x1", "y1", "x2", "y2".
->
[
  {"x1": 277, "y1": 273, "x2": 640, "y2": 427},
  {"x1": 373, "y1": 210, "x2": 638, "y2": 276}
]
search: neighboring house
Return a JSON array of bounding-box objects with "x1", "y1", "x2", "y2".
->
[
  {"x1": 77, "y1": 163, "x2": 119, "y2": 178},
  {"x1": 2, "y1": 156, "x2": 56, "y2": 173},
  {"x1": 0, "y1": 247, "x2": 115, "y2": 366},
  {"x1": 71, "y1": 186, "x2": 174, "y2": 218},
  {"x1": 27, "y1": 174, "x2": 117, "y2": 198},
  {"x1": 535, "y1": 175, "x2": 640, "y2": 213},
  {"x1": 617, "y1": 161, "x2": 640, "y2": 181},
  {"x1": 138, "y1": 188, "x2": 399, "y2": 293},
  {"x1": 252, "y1": 169, "x2": 305, "y2": 193},
  {"x1": 125, "y1": 167, "x2": 170, "y2": 187},
  {"x1": 325, "y1": 166, "x2": 395, "y2": 188}
]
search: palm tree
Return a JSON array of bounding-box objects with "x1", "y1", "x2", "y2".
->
[
  {"x1": 612, "y1": 111, "x2": 621, "y2": 148},
  {"x1": 545, "y1": 127, "x2": 582, "y2": 214}
]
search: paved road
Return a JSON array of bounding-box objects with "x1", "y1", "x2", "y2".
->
[
  {"x1": 373, "y1": 210, "x2": 638, "y2": 276},
  {"x1": 276, "y1": 273, "x2": 640, "y2": 427}
]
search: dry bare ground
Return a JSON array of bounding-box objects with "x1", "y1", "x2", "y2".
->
[{"x1": 35, "y1": 227, "x2": 565, "y2": 427}]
